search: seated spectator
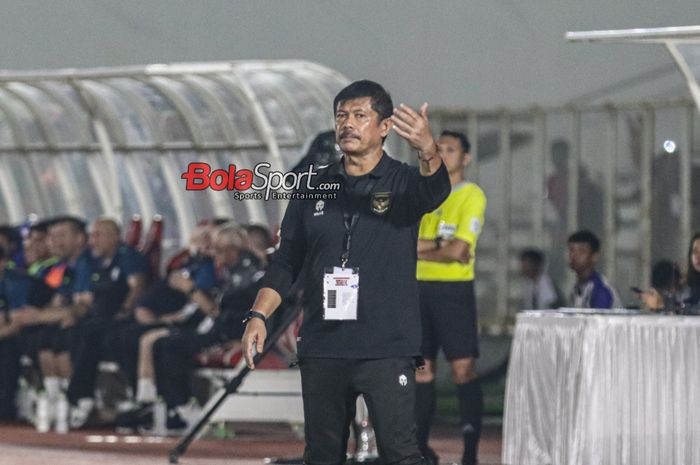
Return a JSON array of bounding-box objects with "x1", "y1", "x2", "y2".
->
[
  {"x1": 638, "y1": 233, "x2": 700, "y2": 314},
  {"x1": 0, "y1": 225, "x2": 23, "y2": 270},
  {"x1": 23, "y1": 220, "x2": 59, "y2": 278},
  {"x1": 519, "y1": 248, "x2": 564, "y2": 309},
  {"x1": 13, "y1": 220, "x2": 59, "y2": 403},
  {"x1": 11, "y1": 216, "x2": 94, "y2": 427},
  {"x1": 148, "y1": 223, "x2": 265, "y2": 433},
  {"x1": 635, "y1": 260, "x2": 683, "y2": 313},
  {"x1": 65, "y1": 217, "x2": 148, "y2": 428},
  {"x1": 113, "y1": 224, "x2": 218, "y2": 429},
  {"x1": 567, "y1": 230, "x2": 621, "y2": 309},
  {"x1": 0, "y1": 246, "x2": 36, "y2": 420},
  {"x1": 684, "y1": 232, "x2": 700, "y2": 313}
]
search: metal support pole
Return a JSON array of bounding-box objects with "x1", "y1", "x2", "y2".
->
[
  {"x1": 604, "y1": 108, "x2": 618, "y2": 280},
  {"x1": 497, "y1": 112, "x2": 512, "y2": 319},
  {"x1": 567, "y1": 111, "x2": 581, "y2": 234},
  {"x1": 532, "y1": 111, "x2": 546, "y2": 247},
  {"x1": 640, "y1": 107, "x2": 654, "y2": 288},
  {"x1": 680, "y1": 105, "x2": 693, "y2": 261}
]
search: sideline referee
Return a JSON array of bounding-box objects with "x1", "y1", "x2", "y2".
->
[
  {"x1": 242, "y1": 80, "x2": 450, "y2": 465},
  {"x1": 415, "y1": 131, "x2": 486, "y2": 465}
]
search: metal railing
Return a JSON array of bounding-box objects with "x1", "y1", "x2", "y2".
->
[{"x1": 389, "y1": 97, "x2": 699, "y2": 329}]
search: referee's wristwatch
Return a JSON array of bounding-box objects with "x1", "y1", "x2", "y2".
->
[{"x1": 242, "y1": 309, "x2": 267, "y2": 324}]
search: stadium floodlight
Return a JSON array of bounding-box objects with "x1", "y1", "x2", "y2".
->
[{"x1": 566, "y1": 25, "x2": 700, "y2": 115}]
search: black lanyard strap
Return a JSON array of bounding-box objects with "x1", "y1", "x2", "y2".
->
[
  {"x1": 340, "y1": 176, "x2": 378, "y2": 267},
  {"x1": 340, "y1": 213, "x2": 359, "y2": 267}
]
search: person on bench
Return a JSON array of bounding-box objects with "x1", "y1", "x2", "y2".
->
[
  {"x1": 114, "y1": 223, "x2": 218, "y2": 430},
  {"x1": 65, "y1": 218, "x2": 148, "y2": 428},
  {"x1": 11, "y1": 216, "x2": 95, "y2": 428},
  {"x1": 148, "y1": 223, "x2": 265, "y2": 434}
]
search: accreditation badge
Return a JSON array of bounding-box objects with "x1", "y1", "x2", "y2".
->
[
  {"x1": 322, "y1": 267, "x2": 359, "y2": 320},
  {"x1": 437, "y1": 221, "x2": 456, "y2": 239}
]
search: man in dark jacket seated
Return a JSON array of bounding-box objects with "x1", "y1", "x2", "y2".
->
[{"x1": 138, "y1": 223, "x2": 265, "y2": 433}]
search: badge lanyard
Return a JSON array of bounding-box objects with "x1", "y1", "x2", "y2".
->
[{"x1": 340, "y1": 176, "x2": 377, "y2": 268}]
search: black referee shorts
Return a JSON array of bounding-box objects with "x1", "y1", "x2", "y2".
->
[
  {"x1": 299, "y1": 357, "x2": 425, "y2": 465},
  {"x1": 418, "y1": 280, "x2": 479, "y2": 360}
]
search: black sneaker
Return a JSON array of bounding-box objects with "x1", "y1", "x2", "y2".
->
[
  {"x1": 421, "y1": 447, "x2": 439, "y2": 465},
  {"x1": 115, "y1": 403, "x2": 153, "y2": 432},
  {"x1": 166, "y1": 409, "x2": 188, "y2": 433}
]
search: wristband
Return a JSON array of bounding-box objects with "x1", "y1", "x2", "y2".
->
[
  {"x1": 242, "y1": 309, "x2": 267, "y2": 324},
  {"x1": 435, "y1": 238, "x2": 442, "y2": 250}
]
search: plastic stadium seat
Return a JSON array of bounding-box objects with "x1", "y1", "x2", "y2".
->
[{"x1": 125, "y1": 214, "x2": 142, "y2": 248}]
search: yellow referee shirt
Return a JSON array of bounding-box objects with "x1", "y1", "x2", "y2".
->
[{"x1": 416, "y1": 182, "x2": 486, "y2": 281}]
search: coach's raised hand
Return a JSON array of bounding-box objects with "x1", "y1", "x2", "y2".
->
[{"x1": 391, "y1": 103, "x2": 441, "y2": 175}]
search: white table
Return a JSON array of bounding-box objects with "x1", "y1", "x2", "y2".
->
[{"x1": 502, "y1": 310, "x2": 700, "y2": 465}]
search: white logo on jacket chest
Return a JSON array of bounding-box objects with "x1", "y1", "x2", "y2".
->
[
  {"x1": 314, "y1": 200, "x2": 325, "y2": 217},
  {"x1": 399, "y1": 374, "x2": 408, "y2": 386}
]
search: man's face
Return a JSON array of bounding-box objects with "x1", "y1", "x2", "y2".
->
[
  {"x1": 520, "y1": 260, "x2": 539, "y2": 280},
  {"x1": 567, "y1": 242, "x2": 598, "y2": 275},
  {"x1": 48, "y1": 223, "x2": 83, "y2": 260},
  {"x1": 24, "y1": 231, "x2": 49, "y2": 264},
  {"x1": 0, "y1": 236, "x2": 10, "y2": 254},
  {"x1": 189, "y1": 226, "x2": 214, "y2": 257},
  {"x1": 438, "y1": 135, "x2": 470, "y2": 175},
  {"x1": 89, "y1": 222, "x2": 119, "y2": 259},
  {"x1": 335, "y1": 97, "x2": 391, "y2": 157},
  {"x1": 692, "y1": 238, "x2": 700, "y2": 272},
  {"x1": 213, "y1": 240, "x2": 240, "y2": 268}
]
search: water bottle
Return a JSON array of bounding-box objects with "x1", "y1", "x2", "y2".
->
[
  {"x1": 35, "y1": 392, "x2": 50, "y2": 433},
  {"x1": 55, "y1": 394, "x2": 69, "y2": 434},
  {"x1": 353, "y1": 396, "x2": 378, "y2": 460},
  {"x1": 16, "y1": 378, "x2": 34, "y2": 422},
  {"x1": 152, "y1": 397, "x2": 167, "y2": 436}
]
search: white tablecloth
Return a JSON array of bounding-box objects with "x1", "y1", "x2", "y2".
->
[{"x1": 502, "y1": 310, "x2": 700, "y2": 465}]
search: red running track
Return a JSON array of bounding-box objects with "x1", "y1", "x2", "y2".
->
[{"x1": 0, "y1": 421, "x2": 503, "y2": 465}]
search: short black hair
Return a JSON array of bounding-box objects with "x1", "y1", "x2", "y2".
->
[
  {"x1": 651, "y1": 259, "x2": 681, "y2": 291},
  {"x1": 519, "y1": 248, "x2": 545, "y2": 267},
  {"x1": 29, "y1": 219, "x2": 52, "y2": 235},
  {"x1": 0, "y1": 225, "x2": 19, "y2": 246},
  {"x1": 567, "y1": 229, "x2": 601, "y2": 253},
  {"x1": 49, "y1": 215, "x2": 87, "y2": 235},
  {"x1": 440, "y1": 130, "x2": 471, "y2": 153},
  {"x1": 333, "y1": 80, "x2": 393, "y2": 122}
]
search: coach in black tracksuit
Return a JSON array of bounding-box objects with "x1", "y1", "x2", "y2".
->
[{"x1": 242, "y1": 80, "x2": 450, "y2": 465}]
